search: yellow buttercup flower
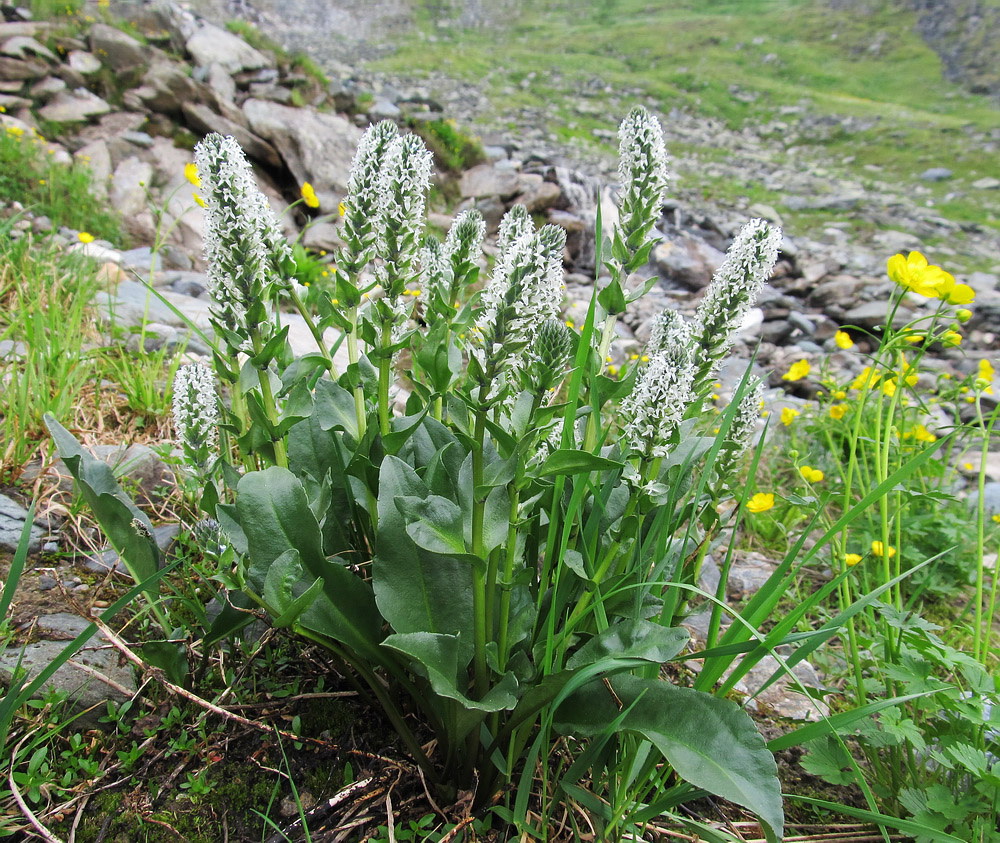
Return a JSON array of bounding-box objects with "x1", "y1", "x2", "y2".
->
[
  {"x1": 955, "y1": 308, "x2": 972, "y2": 323},
  {"x1": 192, "y1": 192, "x2": 206, "y2": 208},
  {"x1": 77, "y1": 231, "x2": 95, "y2": 243},
  {"x1": 338, "y1": 201, "x2": 347, "y2": 216},
  {"x1": 979, "y1": 359, "x2": 995, "y2": 383},
  {"x1": 300, "y1": 182, "x2": 320, "y2": 209},
  {"x1": 845, "y1": 553, "x2": 862, "y2": 567},
  {"x1": 941, "y1": 330, "x2": 962, "y2": 348},
  {"x1": 882, "y1": 379, "x2": 897, "y2": 397},
  {"x1": 993, "y1": 514, "x2": 1000, "y2": 525},
  {"x1": 782, "y1": 359, "x2": 811, "y2": 382},
  {"x1": 887, "y1": 251, "x2": 952, "y2": 298},
  {"x1": 871, "y1": 541, "x2": 896, "y2": 559},
  {"x1": 184, "y1": 162, "x2": 201, "y2": 187},
  {"x1": 851, "y1": 367, "x2": 880, "y2": 390},
  {"x1": 829, "y1": 404, "x2": 847, "y2": 420},
  {"x1": 780, "y1": 407, "x2": 799, "y2": 426},
  {"x1": 912, "y1": 425, "x2": 936, "y2": 443},
  {"x1": 799, "y1": 466, "x2": 824, "y2": 483},
  {"x1": 747, "y1": 493, "x2": 775, "y2": 514},
  {"x1": 834, "y1": 330, "x2": 854, "y2": 350},
  {"x1": 936, "y1": 274, "x2": 975, "y2": 306}
]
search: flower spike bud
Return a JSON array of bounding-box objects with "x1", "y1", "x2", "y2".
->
[
  {"x1": 524, "y1": 318, "x2": 573, "y2": 395},
  {"x1": 647, "y1": 309, "x2": 692, "y2": 357},
  {"x1": 615, "y1": 106, "x2": 670, "y2": 262},
  {"x1": 497, "y1": 205, "x2": 534, "y2": 256},
  {"x1": 693, "y1": 218, "x2": 780, "y2": 388},
  {"x1": 420, "y1": 237, "x2": 448, "y2": 300},
  {"x1": 172, "y1": 363, "x2": 219, "y2": 458},
  {"x1": 445, "y1": 209, "x2": 486, "y2": 271},
  {"x1": 377, "y1": 133, "x2": 433, "y2": 292},
  {"x1": 716, "y1": 376, "x2": 764, "y2": 480},
  {"x1": 621, "y1": 347, "x2": 696, "y2": 459},
  {"x1": 340, "y1": 121, "x2": 399, "y2": 279},
  {"x1": 195, "y1": 133, "x2": 290, "y2": 347}
]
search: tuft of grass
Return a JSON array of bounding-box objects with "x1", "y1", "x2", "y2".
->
[{"x1": 0, "y1": 127, "x2": 122, "y2": 241}]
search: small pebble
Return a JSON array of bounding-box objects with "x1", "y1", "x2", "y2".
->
[
  {"x1": 37, "y1": 574, "x2": 57, "y2": 591},
  {"x1": 42, "y1": 541, "x2": 59, "y2": 553},
  {"x1": 73, "y1": 583, "x2": 91, "y2": 594}
]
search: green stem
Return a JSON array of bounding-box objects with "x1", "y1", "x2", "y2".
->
[
  {"x1": 496, "y1": 486, "x2": 522, "y2": 671},
  {"x1": 471, "y1": 402, "x2": 489, "y2": 699},
  {"x1": 250, "y1": 334, "x2": 288, "y2": 469},
  {"x1": 288, "y1": 286, "x2": 337, "y2": 376},
  {"x1": 377, "y1": 325, "x2": 393, "y2": 438}
]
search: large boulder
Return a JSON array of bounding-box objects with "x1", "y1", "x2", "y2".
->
[
  {"x1": 37, "y1": 88, "x2": 111, "y2": 122},
  {"x1": 653, "y1": 233, "x2": 726, "y2": 290},
  {"x1": 186, "y1": 23, "x2": 269, "y2": 74},
  {"x1": 182, "y1": 101, "x2": 282, "y2": 169},
  {"x1": 89, "y1": 23, "x2": 147, "y2": 77},
  {"x1": 137, "y1": 60, "x2": 205, "y2": 115},
  {"x1": 243, "y1": 99, "x2": 363, "y2": 209}
]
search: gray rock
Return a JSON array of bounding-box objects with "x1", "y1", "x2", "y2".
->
[
  {"x1": 0, "y1": 621, "x2": 136, "y2": 727},
  {"x1": 243, "y1": 99, "x2": 363, "y2": 209},
  {"x1": 516, "y1": 179, "x2": 562, "y2": 213},
  {"x1": 118, "y1": 246, "x2": 155, "y2": 272},
  {"x1": 972, "y1": 177, "x2": 1000, "y2": 190},
  {"x1": 65, "y1": 50, "x2": 100, "y2": 76},
  {"x1": 37, "y1": 87, "x2": 111, "y2": 122},
  {"x1": 186, "y1": 23, "x2": 268, "y2": 74},
  {"x1": 807, "y1": 275, "x2": 865, "y2": 309},
  {"x1": 0, "y1": 339, "x2": 26, "y2": 358},
  {"x1": 89, "y1": 23, "x2": 147, "y2": 76},
  {"x1": 84, "y1": 523, "x2": 181, "y2": 575},
  {"x1": 968, "y1": 482, "x2": 1000, "y2": 517},
  {"x1": 109, "y1": 157, "x2": 154, "y2": 238},
  {"x1": 0, "y1": 35, "x2": 57, "y2": 63},
  {"x1": 247, "y1": 82, "x2": 292, "y2": 103},
  {"x1": 967, "y1": 272, "x2": 998, "y2": 295},
  {"x1": 28, "y1": 75, "x2": 65, "y2": 100},
  {"x1": 0, "y1": 493, "x2": 45, "y2": 554},
  {"x1": 919, "y1": 167, "x2": 953, "y2": 181},
  {"x1": 204, "y1": 62, "x2": 236, "y2": 102},
  {"x1": 734, "y1": 655, "x2": 829, "y2": 720},
  {"x1": 0, "y1": 56, "x2": 47, "y2": 81},
  {"x1": 842, "y1": 300, "x2": 914, "y2": 330},
  {"x1": 138, "y1": 60, "x2": 204, "y2": 115},
  {"x1": 125, "y1": 322, "x2": 181, "y2": 353},
  {"x1": 459, "y1": 163, "x2": 524, "y2": 199},
  {"x1": 302, "y1": 221, "x2": 344, "y2": 253},
  {"x1": 872, "y1": 229, "x2": 923, "y2": 254},
  {"x1": 182, "y1": 101, "x2": 282, "y2": 169},
  {"x1": 73, "y1": 140, "x2": 112, "y2": 196},
  {"x1": 368, "y1": 97, "x2": 401, "y2": 120},
  {"x1": 653, "y1": 234, "x2": 725, "y2": 290}
]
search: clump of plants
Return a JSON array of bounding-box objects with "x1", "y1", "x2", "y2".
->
[{"x1": 49, "y1": 110, "x2": 792, "y2": 840}]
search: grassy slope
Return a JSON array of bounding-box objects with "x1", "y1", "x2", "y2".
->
[{"x1": 374, "y1": 0, "x2": 999, "y2": 254}]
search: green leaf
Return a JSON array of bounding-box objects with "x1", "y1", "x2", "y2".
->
[
  {"x1": 567, "y1": 621, "x2": 689, "y2": 670},
  {"x1": 396, "y1": 495, "x2": 467, "y2": 556},
  {"x1": 262, "y1": 549, "x2": 325, "y2": 628},
  {"x1": 536, "y1": 448, "x2": 625, "y2": 478},
  {"x1": 44, "y1": 416, "x2": 159, "y2": 586},
  {"x1": 556, "y1": 675, "x2": 783, "y2": 842},
  {"x1": 236, "y1": 468, "x2": 380, "y2": 657},
  {"x1": 799, "y1": 736, "x2": 856, "y2": 786},
  {"x1": 374, "y1": 457, "x2": 475, "y2": 663}
]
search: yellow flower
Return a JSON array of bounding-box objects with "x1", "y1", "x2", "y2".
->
[
  {"x1": 780, "y1": 407, "x2": 799, "y2": 426},
  {"x1": 192, "y1": 192, "x2": 206, "y2": 208},
  {"x1": 834, "y1": 330, "x2": 854, "y2": 350},
  {"x1": 5, "y1": 125, "x2": 24, "y2": 137},
  {"x1": 871, "y1": 541, "x2": 896, "y2": 559},
  {"x1": 338, "y1": 200, "x2": 347, "y2": 217},
  {"x1": 300, "y1": 182, "x2": 320, "y2": 209},
  {"x1": 941, "y1": 330, "x2": 962, "y2": 348},
  {"x1": 882, "y1": 379, "x2": 897, "y2": 397},
  {"x1": 834, "y1": 390, "x2": 846, "y2": 400},
  {"x1": 77, "y1": 231, "x2": 95, "y2": 243},
  {"x1": 845, "y1": 553, "x2": 862, "y2": 567},
  {"x1": 913, "y1": 425, "x2": 936, "y2": 443},
  {"x1": 799, "y1": 466, "x2": 824, "y2": 483},
  {"x1": 978, "y1": 359, "x2": 995, "y2": 383},
  {"x1": 782, "y1": 359, "x2": 811, "y2": 382},
  {"x1": 962, "y1": 462, "x2": 974, "y2": 471},
  {"x1": 904, "y1": 334, "x2": 925, "y2": 344},
  {"x1": 829, "y1": 404, "x2": 847, "y2": 420},
  {"x1": 747, "y1": 493, "x2": 775, "y2": 514},
  {"x1": 993, "y1": 514, "x2": 1000, "y2": 525},
  {"x1": 936, "y1": 274, "x2": 975, "y2": 306},
  {"x1": 956, "y1": 308, "x2": 972, "y2": 323},
  {"x1": 184, "y1": 162, "x2": 201, "y2": 187},
  {"x1": 851, "y1": 367, "x2": 880, "y2": 390},
  {"x1": 887, "y1": 251, "x2": 952, "y2": 298}
]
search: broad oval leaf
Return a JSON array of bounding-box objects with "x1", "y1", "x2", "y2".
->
[
  {"x1": 536, "y1": 449, "x2": 624, "y2": 478},
  {"x1": 567, "y1": 621, "x2": 689, "y2": 670},
  {"x1": 555, "y1": 674, "x2": 783, "y2": 842}
]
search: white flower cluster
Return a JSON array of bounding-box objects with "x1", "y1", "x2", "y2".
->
[
  {"x1": 341, "y1": 121, "x2": 399, "y2": 276},
  {"x1": 695, "y1": 218, "x2": 781, "y2": 368},
  {"x1": 172, "y1": 363, "x2": 219, "y2": 454},
  {"x1": 419, "y1": 238, "x2": 447, "y2": 295},
  {"x1": 717, "y1": 376, "x2": 764, "y2": 478},
  {"x1": 616, "y1": 106, "x2": 670, "y2": 245},
  {"x1": 444, "y1": 209, "x2": 486, "y2": 269},
  {"x1": 497, "y1": 204, "x2": 532, "y2": 255},
  {"x1": 195, "y1": 134, "x2": 290, "y2": 342},
  {"x1": 377, "y1": 133, "x2": 433, "y2": 274},
  {"x1": 621, "y1": 349, "x2": 696, "y2": 459},
  {"x1": 647, "y1": 309, "x2": 692, "y2": 356},
  {"x1": 474, "y1": 213, "x2": 566, "y2": 392}
]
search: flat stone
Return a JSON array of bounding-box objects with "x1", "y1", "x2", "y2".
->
[
  {"x1": 0, "y1": 493, "x2": 45, "y2": 554},
  {"x1": 84, "y1": 523, "x2": 180, "y2": 575},
  {"x1": 368, "y1": 97, "x2": 401, "y2": 120},
  {"x1": 734, "y1": 655, "x2": 829, "y2": 721},
  {"x1": 37, "y1": 87, "x2": 111, "y2": 122},
  {"x1": 653, "y1": 234, "x2": 726, "y2": 290},
  {"x1": 0, "y1": 55, "x2": 47, "y2": 81},
  {"x1": 516, "y1": 179, "x2": 562, "y2": 213},
  {"x1": 459, "y1": 163, "x2": 524, "y2": 199},
  {"x1": 66, "y1": 50, "x2": 101, "y2": 75},
  {"x1": 0, "y1": 624, "x2": 136, "y2": 727},
  {"x1": 302, "y1": 221, "x2": 344, "y2": 253},
  {"x1": 138, "y1": 60, "x2": 205, "y2": 115},
  {"x1": 972, "y1": 177, "x2": 1000, "y2": 190},
  {"x1": 842, "y1": 300, "x2": 914, "y2": 330},
  {"x1": 0, "y1": 35, "x2": 57, "y2": 63},
  {"x1": 186, "y1": 23, "x2": 268, "y2": 74},
  {"x1": 110, "y1": 157, "x2": 154, "y2": 232},
  {"x1": 919, "y1": 167, "x2": 953, "y2": 181},
  {"x1": 28, "y1": 75, "x2": 65, "y2": 99}
]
